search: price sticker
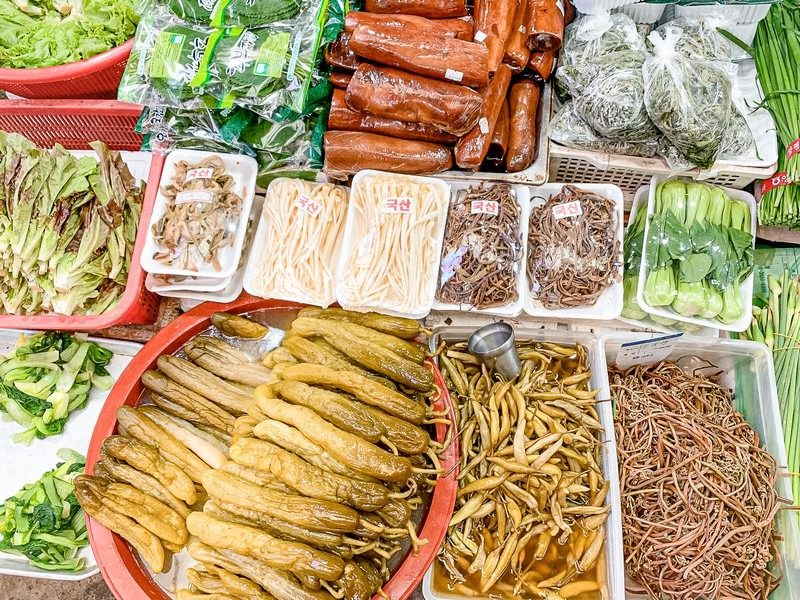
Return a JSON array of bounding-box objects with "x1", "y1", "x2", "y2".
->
[
  {"x1": 479, "y1": 118, "x2": 490, "y2": 135},
  {"x1": 615, "y1": 333, "x2": 683, "y2": 369},
  {"x1": 185, "y1": 167, "x2": 214, "y2": 182},
  {"x1": 175, "y1": 190, "x2": 213, "y2": 205},
  {"x1": 445, "y1": 68, "x2": 464, "y2": 82},
  {"x1": 552, "y1": 200, "x2": 582, "y2": 220},
  {"x1": 383, "y1": 197, "x2": 414, "y2": 214},
  {"x1": 787, "y1": 138, "x2": 800, "y2": 159},
  {"x1": 760, "y1": 172, "x2": 791, "y2": 198},
  {"x1": 471, "y1": 200, "x2": 499, "y2": 215},
  {"x1": 474, "y1": 30, "x2": 488, "y2": 42},
  {"x1": 294, "y1": 195, "x2": 322, "y2": 217}
]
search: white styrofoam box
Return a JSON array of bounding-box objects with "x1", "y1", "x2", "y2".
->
[
  {"x1": 0, "y1": 333, "x2": 141, "y2": 580},
  {"x1": 674, "y1": 2, "x2": 772, "y2": 23},
  {"x1": 595, "y1": 332, "x2": 800, "y2": 600},
  {"x1": 425, "y1": 326, "x2": 626, "y2": 600},
  {"x1": 146, "y1": 272, "x2": 231, "y2": 294},
  {"x1": 431, "y1": 182, "x2": 530, "y2": 318},
  {"x1": 720, "y1": 21, "x2": 759, "y2": 60},
  {"x1": 573, "y1": 0, "x2": 641, "y2": 14},
  {"x1": 523, "y1": 183, "x2": 625, "y2": 321},
  {"x1": 141, "y1": 149, "x2": 257, "y2": 279},
  {"x1": 636, "y1": 176, "x2": 757, "y2": 333},
  {"x1": 615, "y1": 1, "x2": 668, "y2": 24},
  {"x1": 619, "y1": 186, "x2": 720, "y2": 336},
  {"x1": 244, "y1": 179, "x2": 350, "y2": 308},
  {"x1": 335, "y1": 170, "x2": 450, "y2": 320},
  {"x1": 734, "y1": 2, "x2": 772, "y2": 23}
]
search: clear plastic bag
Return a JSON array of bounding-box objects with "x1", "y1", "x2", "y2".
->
[
  {"x1": 650, "y1": 18, "x2": 731, "y2": 61},
  {"x1": 549, "y1": 103, "x2": 659, "y2": 158},
  {"x1": 572, "y1": 54, "x2": 658, "y2": 142},
  {"x1": 719, "y1": 101, "x2": 755, "y2": 160},
  {"x1": 560, "y1": 12, "x2": 645, "y2": 68},
  {"x1": 643, "y1": 28, "x2": 732, "y2": 169},
  {"x1": 556, "y1": 49, "x2": 646, "y2": 99}
]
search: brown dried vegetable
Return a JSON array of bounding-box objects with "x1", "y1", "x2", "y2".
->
[
  {"x1": 527, "y1": 185, "x2": 620, "y2": 309},
  {"x1": 436, "y1": 340, "x2": 609, "y2": 599},
  {"x1": 436, "y1": 184, "x2": 523, "y2": 310},
  {"x1": 610, "y1": 361, "x2": 783, "y2": 600},
  {"x1": 152, "y1": 155, "x2": 243, "y2": 272}
]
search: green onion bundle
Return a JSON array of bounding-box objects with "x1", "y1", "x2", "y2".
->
[
  {"x1": 758, "y1": 151, "x2": 800, "y2": 229},
  {"x1": 735, "y1": 271, "x2": 800, "y2": 512},
  {"x1": 753, "y1": 1, "x2": 800, "y2": 182}
]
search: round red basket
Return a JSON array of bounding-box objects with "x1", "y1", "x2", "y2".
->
[
  {"x1": 85, "y1": 297, "x2": 460, "y2": 600},
  {"x1": 0, "y1": 39, "x2": 133, "y2": 100}
]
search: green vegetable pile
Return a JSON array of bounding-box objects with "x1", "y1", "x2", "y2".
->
[
  {"x1": 0, "y1": 332, "x2": 114, "y2": 445},
  {"x1": 735, "y1": 272, "x2": 800, "y2": 513},
  {"x1": 0, "y1": 449, "x2": 87, "y2": 572},
  {"x1": 0, "y1": 0, "x2": 138, "y2": 69},
  {"x1": 643, "y1": 180, "x2": 754, "y2": 325},
  {"x1": 0, "y1": 132, "x2": 143, "y2": 316}
]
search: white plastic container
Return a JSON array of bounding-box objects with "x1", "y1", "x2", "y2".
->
[
  {"x1": 595, "y1": 332, "x2": 800, "y2": 600},
  {"x1": 523, "y1": 183, "x2": 625, "y2": 321},
  {"x1": 733, "y1": 2, "x2": 772, "y2": 23},
  {"x1": 573, "y1": 0, "x2": 641, "y2": 15},
  {"x1": 618, "y1": 186, "x2": 721, "y2": 336},
  {"x1": 146, "y1": 273, "x2": 231, "y2": 294},
  {"x1": 335, "y1": 170, "x2": 450, "y2": 319},
  {"x1": 424, "y1": 326, "x2": 626, "y2": 600},
  {"x1": 615, "y1": 1, "x2": 669, "y2": 24},
  {"x1": 0, "y1": 333, "x2": 141, "y2": 580},
  {"x1": 244, "y1": 179, "x2": 350, "y2": 308},
  {"x1": 636, "y1": 176, "x2": 757, "y2": 333},
  {"x1": 141, "y1": 149, "x2": 257, "y2": 279},
  {"x1": 431, "y1": 182, "x2": 530, "y2": 318},
  {"x1": 674, "y1": 2, "x2": 771, "y2": 23}
]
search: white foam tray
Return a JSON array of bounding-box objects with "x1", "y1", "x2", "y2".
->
[
  {"x1": 431, "y1": 181, "x2": 530, "y2": 318},
  {"x1": 523, "y1": 183, "x2": 625, "y2": 321},
  {"x1": 636, "y1": 175, "x2": 756, "y2": 333},
  {"x1": 0, "y1": 333, "x2": 141, "y2": 580},
  {"x1": 141, "y1": 149, "x2": 257, "y2": 279},
  {"x1": 335, "y1": 170, "x2": 450, "y2": 320}
]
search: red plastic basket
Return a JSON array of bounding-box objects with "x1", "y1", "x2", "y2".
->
[
  {"x1": 0, "y1": 39, "x2": 133, "y2": 100},
  {"x1": 85, "y1": 298, "x2": 460, "y2": 600},
  {"x1": 0, "y1": 99, "x2": 161, "y2": 329}
]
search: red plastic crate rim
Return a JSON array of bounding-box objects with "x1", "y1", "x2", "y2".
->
[{"x1": 0, "y1": 100, "x2": 160, "y2": 328}]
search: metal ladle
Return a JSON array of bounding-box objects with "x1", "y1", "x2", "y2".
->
[{"x1": 468, "y1": 322, "x2": 521, "y2": 380}]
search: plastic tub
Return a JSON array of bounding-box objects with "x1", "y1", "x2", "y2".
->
[
  {"x1": 335, "y1": 170, "x2": 451, "y2": 319},
  {"x1": 595, "y1": 332, "x2": 800, "y2": 600},
  {"x1": 84, "y1": 297, "x2": 459, "y2": 600},
  {"x1": 431, "y1": 181, "x2": 530, "y2": 318},
  {"x1": 0, "y1": 40, "x2": 133, "y2": 99},
  {"x1": 674, "y1": 2, "x2": 772, "y2": 22},
  {"x1": 523, "y1": 183, "x2": 625, "y2": 321},
  {"x1": 615, "y1": 1, "x2": 669, "y2": 23},
  {"x1": 0, "y1": 106, "x2": 161, "y2": 329},
  {"x1": 618, "y1": 185, "x2": 721, "y2": 337},
  {"x1": 636, "y1": 176, "x2": 756, "y2": 333},
  {"x1": 572, "y1": 0, "x2": 641, "y2": 14},
  {"x1": 424, "y1": 325, "x2": 626, "y2": 600},
  {"x1": 141, "y1": 149, "x2": 258, "y2": 279}
]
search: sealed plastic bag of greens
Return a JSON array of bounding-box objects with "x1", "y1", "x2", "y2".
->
[
  {"x1": 719, "y1": 101, "x2": 755, "y2": 160},
  {"x1": 556, "y1": 49, "x2": 646, "y2": 99},
  {"x1": 118, "y1": 10, "x2": 219, "y2": 107},
  {"x1": 571, "y1": 52, "x2": 658, "y2": 142},
  {"x1": 135, "y1": 105, "x2": 256, "y2": 153},
  {"x1": 163, "y1": 0, "x2": 306, "y2": 26},
  {"x1": 560, "y1": 12, "x2": 645, "y2": 68},
  {"x1": 165, "y1": 0, "x2": 217, "y2": 22},
  {"x1": 650, "y1": 18, "x2": 731, "y2": 61},
  {"x1": 549, "y1": 102, "x2": 659, "y2": 158},
  {"x1": 643, "y1": 28, "x2": 732, "y2": 169}
]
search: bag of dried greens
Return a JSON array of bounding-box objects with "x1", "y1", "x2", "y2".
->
[
  {"x1": 549, "y1": 102, "x2": 659, "y2": 158},
  {"x1": 572, "y1": 52, "x2": 658, "y2": 142},
  {"x1": 650, "y1": 18, "x2": 731, "y2": 61},
  {"x1": 560, "y1": 12, "x2": 645, "y2": 68},
  {"x1": 643, "y1": 28, "x2": 732, "y2": 169},
  {"x1": 557, "y1": 49, "x2": 646, "y2": 99},
  {"x1": 118, "y1": 11, "x2": 219, "y2": 106}
]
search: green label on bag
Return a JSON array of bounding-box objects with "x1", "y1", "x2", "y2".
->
[
  {"x1": 150, "y1": 32, "x2": 186, "y2": 79},
  {"x1": 254, "y1": 32, "x2": 291, "y2": 78}
]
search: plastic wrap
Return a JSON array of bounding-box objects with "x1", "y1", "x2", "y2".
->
[
  {"x1": 572, "y1": 55, "x2": 658, "y2": 142},
  {"x1": 525, "y1": 0, "x2": 565, "y2": 52},
  {"x1": 348, "y1": 22, "x2": 489, "y2": 87},
  {"x1": 323, "y1": 131, "x2": 453, "y2": 177},
  {"x1": 651, "y1": 17, "x2": 732, "y2": 61},
  {"x1": 436, "y1": 184, "x2": 524, "y2": 309},
  {"x1": 506, "y1": 78, "x2": 542, "y2": 172},
  {"x1": 556, "y1": 49, "x2": 646, "y2": 98},
  {"x1": 328, "y1": 89, "x2": 457, "y2": 143},
  {"x1": 454, "y1": 64, "x2": 512, "y2": 169},
  {"x1": 248, "y1": 179, "x2": 348, "y2": 306},
  {"x1": 474, "y1": 0, "x2": 517, "y2": 71},
  {"x1": 344, "y1": 12, "x2": 473, "y2": 41},
  {"x1": 719, "y1": 101, "x2": 755, "y2": 160},
  {"x1": 336, "y1": 171, "x2": 450, "y2": 318},
  {"x1": 549, "y1": 103, "x2": 659, "y2": 158},
  {"x1": 527, "y1": 50, "x2": 556, "y2": 82},
  {"x1": 560, "y1": 12, "x2": 645, "y2": 68},
  {"x1": 325, "y1": 32, "x2": 361, "y2": 70},
  {"x1": 165, "y1": 0, "x2": 305, "y2": 26},
  {"x1": 643, "y1": 28, "x2": 732, "y2": 169},
  {"x1": 344, "y1": 64, "x2": 483, "y2": 136},
  {"x1": 484, "y1": 100, "x2": 510, "y2": 170},
  {"x1": 504, "y1": 0, "x2": 532, "y2": 72},
  {"x1": 363, "y1": 0, "x2": 468, "y2": 18}
]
